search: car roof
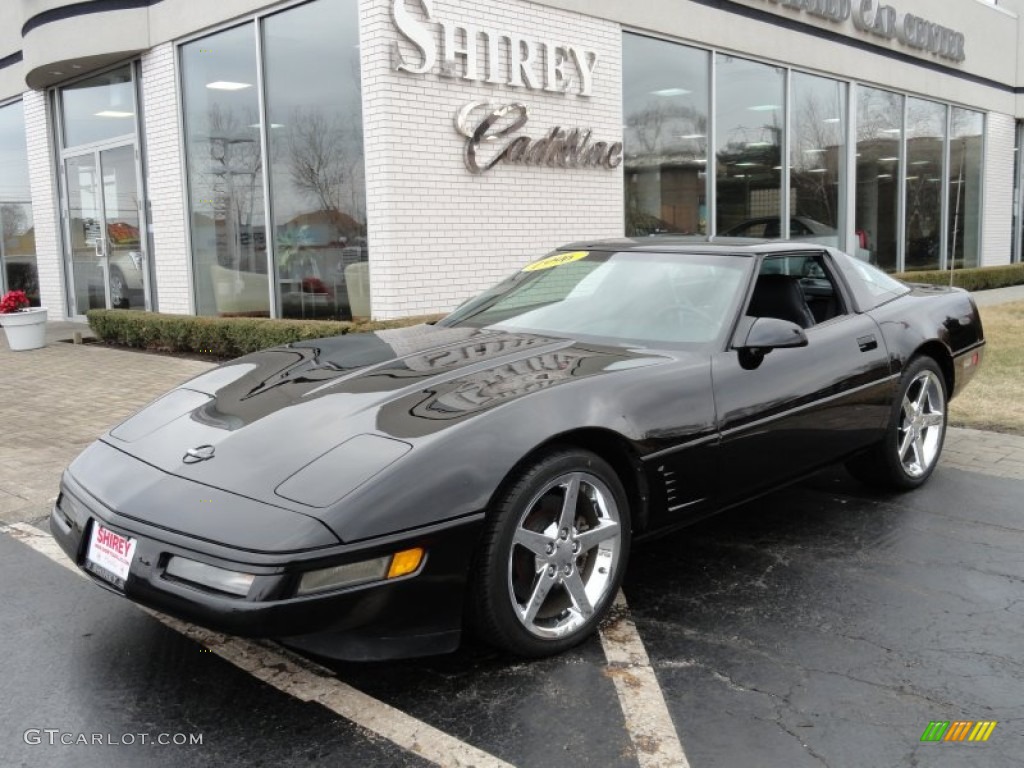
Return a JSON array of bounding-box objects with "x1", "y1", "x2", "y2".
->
[{"x1": 557, "y1": 235, "x2": 832, "y2": 256}]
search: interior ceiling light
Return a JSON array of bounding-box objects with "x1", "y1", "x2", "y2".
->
[
  {"x1": 206, "y1": 81, "x2": 253, "y2": 91},
  {"x1": 736, "y1": 162, "x2": 757, "y2": 167},
  {"x1": 808, "y1": 168, "x2": 828, "y2": 173},
  {"x1": 651, "y1": 88, "x2": 690, "y2": 97},
  {"x1": 879, "y1": 156, "x2": 899, "y2": 162},
  {"x1": 803, "y1": 148, "x2": 826, "y2": 153},
  {"x1": 748, "y1": 104, "x2": 780, "y2": 112},
  {"x1": 679, "y1": 133, "x2": 706, "y2": 139},
  {"x1": 746, "y1": 141, "x2": 772, "y2": 147},
  {"x1": 911, "y1": 160, "x2": 930, "y2": 165},
  {"x1": 95, "y1": 110, "x2": 135, "y2": 118},
  {"x1": 881, "y1": 128, "x2": 902, "y2": 134},
  {"x1": 823, "y1": 117, "x2": 841, "y2": 123}
]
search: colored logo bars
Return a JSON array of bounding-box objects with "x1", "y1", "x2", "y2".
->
[{"x1": 920, "y1": 721, "x2": 997, "y2": 743}]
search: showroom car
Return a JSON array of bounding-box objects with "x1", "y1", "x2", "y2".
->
[{"x1": 51, "y1": 238, "x2": 985, "y2": 660}]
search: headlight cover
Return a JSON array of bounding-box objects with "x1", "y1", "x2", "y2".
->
[
  {"x1": 165, "y1": 556, "x2": 255, "y2": 597},
  {"x1": 297, "y1": 547, "x2": 424, "y2": 595}
]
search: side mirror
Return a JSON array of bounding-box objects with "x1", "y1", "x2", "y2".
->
[{"x1": 738, "y1": 317, "x2": 808, "y2": 355}]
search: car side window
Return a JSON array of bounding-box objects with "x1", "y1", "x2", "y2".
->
[{"x1": 749, "y1": 253, "x2": 847, "y2": 327}]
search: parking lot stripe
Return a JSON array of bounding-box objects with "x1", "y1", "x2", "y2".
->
[
  {"x1": 3, "y1": 523, "x2": 513, "y2": 768},
  {"x1": 600, "y1": 591, "x2": 691, "y2": 768}
]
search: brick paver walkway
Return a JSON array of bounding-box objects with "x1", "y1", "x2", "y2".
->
[
  {"x1": 1, "y1": 319, "x2": 1020, "y2": 524},
  {"x1": 0, "y1": 335, "x2": 212, "y2": 523}
]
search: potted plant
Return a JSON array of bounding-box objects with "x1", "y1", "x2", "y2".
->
[{"x1": 0, "y1": 290, "x2": 48, "y2": 351}]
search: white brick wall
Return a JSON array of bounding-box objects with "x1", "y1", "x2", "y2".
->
[
  {"x1": 981, "y1": 111, "x2": 1015, "y2": 267},
  {"x1": 22, "y1": 90, "x2": 65, "y2": 320},
  {"x1": 360, "y1": 0, "x2": 624, "y2": 319},
  {"x1": 141, "y1": 43, "x2": 192, "y2": 314}
]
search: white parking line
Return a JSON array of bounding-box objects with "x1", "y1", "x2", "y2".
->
[
  {"x1": 3, "y1": 522, "x2": 514, "y2": 768},
  {"x1": 6, "y1": 522, "x2": 690, "y2": 768},
  {"x1": 599, "y1": 591, "x2": 691, "y2": 768}
]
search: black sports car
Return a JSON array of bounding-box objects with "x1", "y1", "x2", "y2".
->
[{"x1": 51, "y1": 239, "x2": 985, "y2": 660}]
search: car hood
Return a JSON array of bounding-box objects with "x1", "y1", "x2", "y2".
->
[{"x1": 101, "y1": 324, "x2": 672, "y2": 513}]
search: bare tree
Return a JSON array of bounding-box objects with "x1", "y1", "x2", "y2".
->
[{"x1": 284, "y1": 107, "x2": 365, "y2": 221}]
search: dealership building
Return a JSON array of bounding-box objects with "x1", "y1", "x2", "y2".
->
[{"x1": 1, "y1": 0, "x2": 1022, "y2": 322}]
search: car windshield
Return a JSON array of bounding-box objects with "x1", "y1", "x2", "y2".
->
[{"x1": 440, "y1": 250, "x2": 751, "y2": 345}]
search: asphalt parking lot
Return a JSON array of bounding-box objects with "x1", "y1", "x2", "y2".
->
[{"x1": 2, "y1": 323, "x2": 1023, "y2": 767}]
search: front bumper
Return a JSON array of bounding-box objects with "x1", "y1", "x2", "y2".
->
[{"x1": 50, "y1": 472, "x2": 484, "y2": 660}]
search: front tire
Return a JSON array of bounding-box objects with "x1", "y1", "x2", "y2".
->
[
  {"x1": 847, "y1": 356, "x2": 947, "y2": 490},
  {"x1": 471, "y1": 448, "x2": 630, "y2": 657}
]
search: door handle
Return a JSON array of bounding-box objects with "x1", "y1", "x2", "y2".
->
[{"x1": 857, "y1": 334, "x2": 878, "y2": 352}]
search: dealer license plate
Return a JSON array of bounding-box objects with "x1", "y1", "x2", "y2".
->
[{"x1": 84, "y1": 522, "x2": 137, "y2": 590}]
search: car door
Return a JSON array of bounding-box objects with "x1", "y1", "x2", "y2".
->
[{"x1": 710, "y1": 251, "x2": 895, "y2": 502}]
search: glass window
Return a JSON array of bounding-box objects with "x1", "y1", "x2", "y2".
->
[
  {"x1": 622, "y1": 34, "x2": 709, "y2": 237},
  {"x1": 855, "y1": 87, "x2": 903, "y2": 271},
  {"x1": 790, "y1": 73, "x2": 847, "y2": 252},
  {"x1": 949, "y1": 108, "x2": 983, "y2": 269},
  {"x1": 263, "y1": 0, "x2": 366, "y2": 320},
  {"x1": 715, "y1": 56, "x2": 784, "y2": 237},
  {"x1": 904, "y1": 98, "x2": 946, "y2": 271},
  {"x1": 0, "y1": 100, "x2": 38, "y2": 306},
  {"x1": 61, "y1": 66, "x2": 136, "y2": 148},
  {"x1": 181, "y1": 24, "x2": 269, "y2": 317},
  {"x1": 443, "y1": 251, "x2": 750, "y2": 346}
]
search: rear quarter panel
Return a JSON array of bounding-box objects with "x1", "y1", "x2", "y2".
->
[{"x1": 868, "y1": 285, "x2": 985, "y2": 398}]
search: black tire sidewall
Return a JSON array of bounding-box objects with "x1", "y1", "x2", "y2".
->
[{"x1": 474, "y1": 448, "x2": 631, "y2": 657}]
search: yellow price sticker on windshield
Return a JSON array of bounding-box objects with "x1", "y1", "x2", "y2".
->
[{"x1": 523, "y1": 251, "x2": 589, "y2": 272}]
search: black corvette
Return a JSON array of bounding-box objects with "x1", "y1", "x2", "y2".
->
[{"x1": 52, "y1": 239, "x2": 985, "y2": 660}]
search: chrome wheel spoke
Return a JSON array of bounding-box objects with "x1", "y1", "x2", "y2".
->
[
  {"x1": 575, "y1": 520, "x2": 619, "y2": 553},
  {"x1": 914, "y1": 382, "x2": 930, "y2": 413},
  {"x1": 563, "y1": 570, "x2": 594, "y2": 618},
  {"x1": 902, "y1": 399, "x2": 916, "y2": 423},
  {"x1": 911, "y1": 435, "x2": 926, "y2": 470},
  {"x1": 514, "y1": 527, "x2": 553, "y2": 559},
  {"x1": 521, "y1": 573, "x2": 555, "y2": 624},
  {"x1": 920, "y1": 411, "x2": 944, "y2": 430},
  {"x1": 558, "y1": 474, "x2": 581, "y2": 532},
  {"x1": 898, "y1": 429, "x2": 914, "y2": 460}
]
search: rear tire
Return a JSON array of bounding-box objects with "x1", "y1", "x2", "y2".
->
[
  {"x1": 846, "y1": 356, "x2": 947, "y2": 490},
  {"x1": 471, "y1": 448, "x2": 630, "y2": 657}
]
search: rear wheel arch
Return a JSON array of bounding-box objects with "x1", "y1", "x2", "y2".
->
[{"x1": 910, "y1": 341, "x2": 954, "y2": 400}]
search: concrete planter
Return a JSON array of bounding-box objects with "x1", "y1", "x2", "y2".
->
[{"x1": 0, "y1": 307, "x2": 48, "y2": 351}]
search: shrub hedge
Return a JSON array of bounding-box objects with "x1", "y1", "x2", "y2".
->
[
  {"x1": 894, "y1": 263, "x2": 1024, "y2": 291},
  {"x1": 86, "y1": 309, "x2": 444, "y2": 359}
]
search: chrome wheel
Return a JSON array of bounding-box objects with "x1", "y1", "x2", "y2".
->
[
  {"x1": 846, "y1": 356, "x2": 948, "y2": 491},
  {"x1": 506, "y1": 471, "x2": 622, "y2": 639},
  {"x1": 896, "y1": 369, "x2": 945, "y2": 478}
]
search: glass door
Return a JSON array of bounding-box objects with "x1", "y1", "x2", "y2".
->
[
  {"x1": 64, "y1": 144, "x2": 147, "y2": 313},
  {"x1": 66, "y1": 153, "x2": 106, "y2": 312},
  {"x1": 100, "y1": 145, "x2": 146, "y2": 310}
]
